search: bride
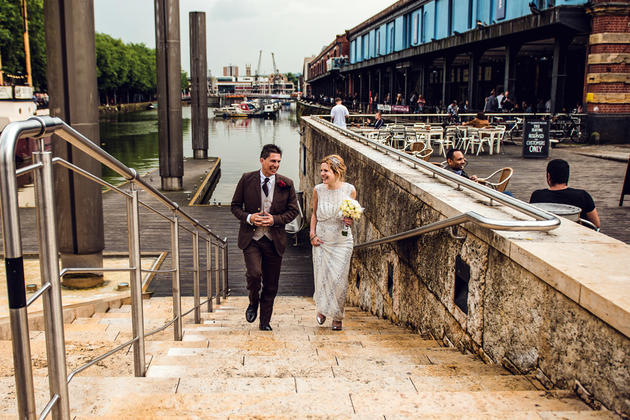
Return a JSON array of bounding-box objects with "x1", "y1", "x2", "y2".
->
[{"x1": 310, "y1": 154, "x2": 356, "y2": 331}]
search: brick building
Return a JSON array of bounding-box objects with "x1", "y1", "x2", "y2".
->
[{"x1": 306, "y1": 0, "x2": 630, "y2": 143}]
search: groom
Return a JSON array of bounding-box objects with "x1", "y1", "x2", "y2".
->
[{"x1": 230, "y1": 144, "x2": 299, "y2": 330}]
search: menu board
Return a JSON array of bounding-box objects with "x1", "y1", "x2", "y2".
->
[{"x1": 522, "y1": 119, "x2": 550, "y2": 158}]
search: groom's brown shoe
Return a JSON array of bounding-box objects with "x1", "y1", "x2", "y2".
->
[{"x1": 246, "y1": 304, "x2": 258, "y2": 323}]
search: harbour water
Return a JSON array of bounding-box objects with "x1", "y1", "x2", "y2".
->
[{"x1": 99, "y1": 104, "x2": 301, "y2": 202}]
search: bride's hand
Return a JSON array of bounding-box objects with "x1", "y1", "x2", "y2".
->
[
  {"x1": 310, "y1": 235, "x2": 323, "y2": 247},
  {"x1": 343, "y1": 217, "x2": 353, "y2": 227}
]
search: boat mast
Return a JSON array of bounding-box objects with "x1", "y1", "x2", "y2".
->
[{"x1": 20, "y1": 0, "x2": 33, "y2": 87}]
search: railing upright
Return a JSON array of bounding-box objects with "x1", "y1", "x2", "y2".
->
[
  {"x1": 222, "y1": 243, "x2": 228, "y2": 299},
  {"x1": 33, "y1": 151, "x2": 71, "y2": 419},
  {"x1": 126, "y1": 187, "x2": 146, "y2": 376},
  {"x1": 192, "y1": 231, "x2": 201, "y2": 324},
  {"x1": 214, "y1": 243, "x2": 221, "y2": 305},
  {"x1": 170, "y1": 214, "x2": 183, "y2": 340},
  {"x1": 206, "y1": 240, "x2": 213, "y2": 312}
]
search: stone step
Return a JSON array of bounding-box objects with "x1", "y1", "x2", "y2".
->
[{"x1": 58, "y1": 390, "x2": 600, "y2": 418}]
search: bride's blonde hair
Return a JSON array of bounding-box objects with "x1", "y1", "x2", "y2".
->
[{"x1": 321, "y1": 154, "x2": 347, "y2": 181}]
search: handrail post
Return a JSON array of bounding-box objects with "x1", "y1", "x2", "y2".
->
[
  {"x1": 206, "y1": 239, "x2": 213, "y2": 312},
  {"x1": 33, "y1": 151, "x2": 71, "y2": 419},
  {"x1": 192, "y1": 230, "x2": 201, "y2": 324},
  {"x1": 214, "y1": 242, "x2": 221, "y2": 305},
  {"x1": 126, "y1": 188, "x2": 146, "y2": 376},
  {"x1": 170, "y1": 214, "x2": 183, "y2": 340},
  {"x1": 222, "y1": 242, "x2": 228, "y2": 299}
]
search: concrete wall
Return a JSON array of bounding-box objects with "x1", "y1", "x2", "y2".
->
[{"x1": 299, "y1": 116, "x2": 630, "y2": 416}]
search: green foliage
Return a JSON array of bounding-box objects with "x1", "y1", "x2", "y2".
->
[
  {"x1": 181, "y1": 70, "x2": 189, "y2": 91},
  {"x1": 95, "y1": 33, "x2": 156, "y2": 103},
  {"x1": 285, "y1": 72, "x2": 300, "y2": 88},
  {"x1": 0, "y1": 0, "x2": 47, "y2": 89}
]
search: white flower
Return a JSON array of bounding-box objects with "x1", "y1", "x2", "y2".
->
[{"x1": 339, "y1": 198, "x2": 364, "y2": 220}]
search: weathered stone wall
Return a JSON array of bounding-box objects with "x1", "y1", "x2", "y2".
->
[{"x1": 299, "y1": 116, "x2": 630, "y2": 416}]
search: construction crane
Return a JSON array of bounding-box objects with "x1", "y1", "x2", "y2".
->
[
  {"x1": 271, "y1": 52, "x2": 279, "y2": 76},
  {"x1": 255, "y1": 50, "x2": 262, "y2": 81}
]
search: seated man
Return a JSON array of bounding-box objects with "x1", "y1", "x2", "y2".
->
[
  {"x1": 373, "y1": 111, "x2": 385, "y2": 129},
  {"x1": 442, "y1": 148, "x2": 478, "y2": 181},
  {"x1": 530, "y1": 159, "x2": 601, "y2": 229},
  {"x1": 463, "y1": 111, "x2": 491, "y2": 128}
]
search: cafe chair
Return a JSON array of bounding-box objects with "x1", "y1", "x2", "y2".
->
[
  {"x1": 477, "y1": 167, "x2": 513, "y2": 192},
  {"x1": 579, "y1": 218, "x2": 600, "y2": 232},
  {"x1": 413, "y1": 148, "x2": 434, "y2": 161}
]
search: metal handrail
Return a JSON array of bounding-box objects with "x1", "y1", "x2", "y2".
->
[
  {"x1": 0, "y1": 116, "x2": 229, "y2": 420},
  {"x1": 355, "y1": 211, "x2": 556, "y2": 251},
  {"x1": 312, "y1": 115, "x2": 560, "y2": 225}
]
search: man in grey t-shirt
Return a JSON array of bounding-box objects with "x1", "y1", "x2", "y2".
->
[{"x1": 330, "y1": 97, "x2": 349, "y2": 128}]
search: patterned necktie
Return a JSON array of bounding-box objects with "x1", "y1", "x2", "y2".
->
[{"x1": 262, "y1": 177, "x2": 270, "y2": 197}]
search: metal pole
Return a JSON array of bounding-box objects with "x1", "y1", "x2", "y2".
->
[
  {"x1": 206, "y1": 241, "x2": 213, "y2": 312},
  {"x1": 214, "y1": 243, "x2": 221, "y2": 305},
  {"x1": 192, "y1": 230, "x2": 201, "y2": 323},
  {"x1": 33, "y1": 151, "x2": 71, "y2": 420},
  {"x1": 170, "y1": 215, "x2": 183, "y2": 340},
  {"x1": 126, "y1": 188, "x2": 146, "y2": 376},
  {"x1": 222, "y1": 243, "x2": 228, "y2": 300}
]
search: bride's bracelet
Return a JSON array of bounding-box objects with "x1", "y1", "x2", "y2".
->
[{"x1": 310, "y1": 233, "x2": 317, "y2": 240}]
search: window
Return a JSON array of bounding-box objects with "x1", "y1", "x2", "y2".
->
[
  {"x1": 375, "y1": 31, "x2": 380, "y2": 55},
  {"x1": 412, "y1": 13, "x2": 419, "y2": 44}
]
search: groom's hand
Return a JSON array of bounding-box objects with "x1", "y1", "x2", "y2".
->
[{"x1": 259, "y1": 212, "x2": 274, "y2": 227}]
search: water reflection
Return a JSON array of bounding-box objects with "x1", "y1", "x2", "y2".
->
[{"x1": 99, "y1": 104, "x2": 300, "y2": 202}]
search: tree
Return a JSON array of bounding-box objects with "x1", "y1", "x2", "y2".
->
[
  {"x1": 181, "y1": 70, "x2": 189, "y2": 92},
  {"x1": 0, "y1": 0, "x2": 46, "y2": 89},
  {"x1": 285, "y1": 72, "x2": 300, "y2": 88},
  {"x1": 95, "y1": 33, "x2": 156, "y2": 104}
]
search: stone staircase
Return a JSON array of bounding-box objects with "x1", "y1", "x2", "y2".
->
[{"x1": 0, "y1": 296, "x2": 620, "y2": 419}]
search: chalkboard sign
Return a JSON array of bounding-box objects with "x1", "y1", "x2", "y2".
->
[{"x1": 522, "y1": 119, "x2": 550, "y2": 158}]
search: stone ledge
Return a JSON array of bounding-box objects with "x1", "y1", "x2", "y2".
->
[{"x1": 304, "y1": 116, "x2": 630, "y2": 340}]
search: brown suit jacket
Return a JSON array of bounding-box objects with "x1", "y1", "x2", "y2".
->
[{"x1": 230, "y1": 171, "x2": 299, "y2": 256}]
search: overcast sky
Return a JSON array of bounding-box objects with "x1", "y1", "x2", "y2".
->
[{"x1": 94, "y1": 0, "x2": 391, "y2": 77}]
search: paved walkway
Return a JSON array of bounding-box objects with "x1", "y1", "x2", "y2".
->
[
  {"x1": 439, "y1": 143, "x2": 630, "y2": 244},
  {"x1": 0, "y1": 296, "x2": 617, "y2": 419}
]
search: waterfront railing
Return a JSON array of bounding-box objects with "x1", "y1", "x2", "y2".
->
[
  {"x1": 1, "y1": 116, "x2": 229, "y2": 420},
  {"x1": 311, "y1": 116, "x2": 561, "y2": 249}
]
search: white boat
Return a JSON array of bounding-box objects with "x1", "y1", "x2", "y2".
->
[
  {"x1": 0, "y1": 85, "x2": 37, "y2": 131},
  {"x1": 214, "y1": 102, "x2": 259, "y2": 118}
]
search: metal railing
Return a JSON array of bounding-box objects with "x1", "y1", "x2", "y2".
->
[
  {"x1": 0, "y1": 116, "x2": 229, "y2": 420},
  {"x1": 310, "y1": 116, "x2": 561, "y2": 249}
]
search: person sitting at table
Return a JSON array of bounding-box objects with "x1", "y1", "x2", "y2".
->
[
  {"x1": 372, "y1": 111, "x2": 385, "y2": 129},
  {"x1": 463, "y1": 112, "x2": 491, "y2": 128},
  {"x1": 442, "y1": 148, "x2": 478, "y2": 181},
  {"x1": 530, "y1": 159, "x2": 600, "y2": 229}
]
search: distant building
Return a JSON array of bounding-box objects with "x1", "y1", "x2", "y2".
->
[
  {"x1": 307, "y1": 34, "x2": 349, "y2": 99},
  {"x1": 302, "y1": 56, "x2": 316, "y2": 96},
  {"x1": 306, "y1": 0, "x2": 630, "y2": 143},
  {"x1": 223, "y1": 65, "x2": 239, "y2": 78}
]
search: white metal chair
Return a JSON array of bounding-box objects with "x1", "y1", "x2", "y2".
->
[{"x1": 477, "y1": 167, "x2": 513, "y2": 192}]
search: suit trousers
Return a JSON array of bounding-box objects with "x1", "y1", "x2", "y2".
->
[{"x1": 243, "y1": 236, "x2": 282, "y2": 325}]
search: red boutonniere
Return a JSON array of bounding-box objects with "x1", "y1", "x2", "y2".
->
[{"x1": 277, "y1": 179, "x2": 288, "y2": 189}]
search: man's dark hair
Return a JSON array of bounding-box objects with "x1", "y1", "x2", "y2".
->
[
  {"x1": 335, "y1": 97, "x2": 342, "y2": 103},
  {"x1": 446, "y1": 148, "x2": 464, "y2": 161},
  {"x1": 547, "y1": 159, "x2": 570, "y2": 185},
  {"x1": 476, "y1": 112, "x2": 486, "y2": 120},
  {"x1": 260, "y1": 144, "x2": 282, "y2": 159}
]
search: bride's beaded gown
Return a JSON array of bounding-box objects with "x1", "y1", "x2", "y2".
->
[{"x1": 312, "y1": 182, "x2": 355, "y2": 321}]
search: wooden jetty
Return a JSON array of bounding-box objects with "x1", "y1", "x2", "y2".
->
[{"x1": 4, "y1": 157, "x2": 314, "y2": 298}]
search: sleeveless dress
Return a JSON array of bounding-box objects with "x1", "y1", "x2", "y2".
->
[{"x1": 312, "y1": 182, "x2": 355, "y2": 321}]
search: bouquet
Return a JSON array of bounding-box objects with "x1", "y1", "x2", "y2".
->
[{"x1": 339, "y1": 198, "x2": 364, "y2": 236}]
